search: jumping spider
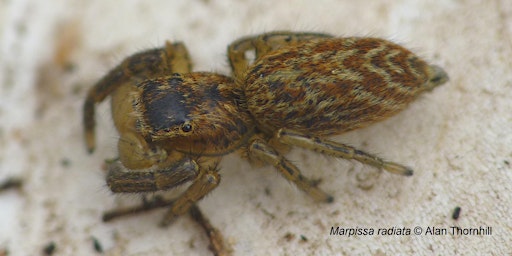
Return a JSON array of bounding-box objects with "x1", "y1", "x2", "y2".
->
[{"x1": 83, "y1": 31, "x2": 448, "y2": 255}]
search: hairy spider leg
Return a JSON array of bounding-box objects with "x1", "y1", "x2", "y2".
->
[
  {"x1": 228, "y1": 31, "x2": 333, "y2": 79},
  {"x1": 248, "y1": 138, "x2": 334, "y2": 203},
  {"x1": 276, "y1": 129, "x2": 414, "y2": 176},
  {"x1": 83, "y1": 42, "x2": 192, "y2": 152}
]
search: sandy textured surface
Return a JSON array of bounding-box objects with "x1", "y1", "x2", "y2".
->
[{"x1": 0, "y1": 0, "x2": 511, "y2": 255}]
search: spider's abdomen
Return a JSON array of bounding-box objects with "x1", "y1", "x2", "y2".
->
[{"x1": 243, "y1": 37, "x2": 448, "y2": 136}]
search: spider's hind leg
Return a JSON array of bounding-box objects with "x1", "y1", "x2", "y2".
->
[
  {"x1": 227, "y1": 31, "x2": 333, "y2": 79},
  {"x1": 276, "y1": 129, "x2": 414, "y2": 176}
]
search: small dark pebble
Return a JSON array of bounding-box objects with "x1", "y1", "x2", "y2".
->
[
  {"x1": 0, "y1": 178, "x2": 23, "y2": 191},
  {"x1": 92, "y1": 236, "x2": 103, "y2": 253},
  {"x1": 452, "y1": 206, "x2": 461, "y2": 220},
  {"x1": 43, "y1": 241, "x2": 56, "y2": 255}
]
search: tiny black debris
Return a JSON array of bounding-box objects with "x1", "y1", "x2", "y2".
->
[
  {"x1": 452, "y1": 206, "x2": 461, "y2": 220},
  {"x1": 43, "y1": 241, "x2": 56, "y2": 255}
]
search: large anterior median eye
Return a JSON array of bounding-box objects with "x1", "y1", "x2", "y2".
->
[{"x1": 181, "y1": 122, "x2": 193, "y2": 133}]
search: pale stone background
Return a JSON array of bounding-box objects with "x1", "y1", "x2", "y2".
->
[{"x1": 0, "y1": 0, "x2": 511, "y2": 255}]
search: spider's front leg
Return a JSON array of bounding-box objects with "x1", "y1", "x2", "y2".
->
[
  {"x1": 83, "y1": 41, "x2": 192, "y2": 152},
  {"x1": 103, "y1": 156, "x2": 221, "y2": 224},
  {"x1": 102, "y1": 157, "x2": 200, "y2": 221},
  {"x1": 160, "y1": 164, "x2": 221, "y2": 226},
  {"x1": 227, "y1": 31, "x2": 333, "y2": 78},
  {"x1": 103, "y1": 158, "x2": 229, "y2": 255},
  {"x1": 105, "y1": 157, "x2": 200, "y2": 194}
]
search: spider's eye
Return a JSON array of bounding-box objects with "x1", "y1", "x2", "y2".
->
[{"x1": 181, "y1": 123, "x2": 192, "y2": 133}]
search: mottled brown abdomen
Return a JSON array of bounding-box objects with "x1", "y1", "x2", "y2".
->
[{"x1": 244, "y1": 37, "x2": 446, "y2": 136}]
